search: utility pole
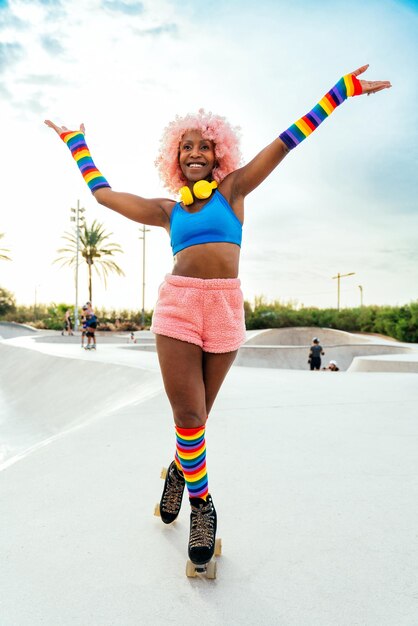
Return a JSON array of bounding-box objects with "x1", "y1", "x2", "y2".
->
[
  {"x1": 358, "y1": 284, "x2": 363, "y2": 307},
  {"x1": 139, "y1": 224, "x2": 150, "y2": 327},
  {"x1": 70, "y1": 200, "x2": 85, "y2": 331},
  {"x1": 34, "y1": 285, "x2": 38, "y2": 320},
  {"x1": 332, "y1": 272, "x2": 355, "y2": 311}
]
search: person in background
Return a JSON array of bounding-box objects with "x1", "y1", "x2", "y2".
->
[
  {"x1": 128, "y1": 332, "x2": 137, "y2": 344},
  {"x1": 62, "y1": 309, "x2": 73, "y2": 336},
  {"x1": 323, "y1": 360, "x2": 340, "y2": 371},
  {"x1": 82, "y1": 301, "x2": 97, "y2": 350},
  {"x1": 308, "y1": 337, "x2": 324, "y2": 371},
  {"x1": 80, "y1": 305, "x2": 88, "y2": 348},
  {"x1": 84, "y1": 312, "x2": 98, "y2": 350}
]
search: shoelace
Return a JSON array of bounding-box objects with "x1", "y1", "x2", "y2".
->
[
  {"x1": 189, "y1": 501, "x2": 215, "y2": 548},
  {"x1": 161, "y1": 468, "x2": 184, "y2": 514}
]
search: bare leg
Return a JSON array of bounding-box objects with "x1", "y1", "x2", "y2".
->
[
  {"x1": 203, "y1": 350, "x2": 238, "y2": 416},
  {"x1": 156, "y1": 335, "x2": 238, "y2": 423},
  {"x1": 155, "y1": 334, "x2": 206, "y2": 428}
]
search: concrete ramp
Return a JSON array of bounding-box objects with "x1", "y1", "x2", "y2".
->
[
  {"x1": 236, "y1": 342, "x2": 413, "y2": 370},
  {"x1": 244, "y1": 327, "x2": 374, "y2": 346},
  {"x1": 126, "y1": 327, "x2": 418, "y2": 372},
  {"x1": 236, "y1": 327, "x2": 417, "y2": 371},
  {"x1": 349, "y1": 352, "x2": 418, "y2": 373},
  {"x1": 0, "y1": 343, "x2": 162, "y2": 469},
  {"x1": 0, "y1": 321, "x2": 38, "y2": 339}
]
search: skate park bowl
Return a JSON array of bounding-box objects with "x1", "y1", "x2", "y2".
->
[
  {"x1": 91, "y1": 325, "x2": 418, "y2": 373},
  {"x1": 0, "y1": 334, "x2": 163, "y2": 470},
  {"x1": 234, "y1": 326, "x2": 418, "y2": 372},
  {"x1": 0, "y1": 321, "x2": 38, "y2": 339},
  {"x1": 1, "y1": 323, "x2": 418, "y2": 625}
]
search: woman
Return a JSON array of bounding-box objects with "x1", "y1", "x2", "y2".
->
[
  {"x1": 62, "y1": 309, "x2": 73, "y2": 336},
  {"x1": 45, "y1": 64, "x2": 391, "y2": 570}
]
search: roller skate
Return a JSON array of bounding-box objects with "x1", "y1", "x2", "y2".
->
[
  {"x1": 154, "y1": 461, "x2": 185, "y2": 524},
  {"x1": 186, "y1": 494, "x2": 222, "y2": 579}
]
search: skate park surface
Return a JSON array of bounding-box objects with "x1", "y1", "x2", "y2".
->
[{"x1": 1, "y1": 323, "x2": 418, "y2": 626}]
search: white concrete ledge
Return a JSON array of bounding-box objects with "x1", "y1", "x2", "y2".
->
[{"x1": 349, "y1": 352, "x2": 418, "y2": 373}]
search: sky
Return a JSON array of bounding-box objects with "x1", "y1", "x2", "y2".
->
[{"x1": 0, "y1": 0, "x2": 417, "y2": 313}]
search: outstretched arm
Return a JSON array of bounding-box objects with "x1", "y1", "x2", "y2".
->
[
  {"x1": 44, "y1": 120, "x2": 171, "y2": 228},
  {"x1": 230, "y1": 65, "x2": 391, "y2": 199}
]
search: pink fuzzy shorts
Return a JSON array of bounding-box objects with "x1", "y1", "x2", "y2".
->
[{"x1": 151, "y1": 274, "x2": 246, "y2": 353}]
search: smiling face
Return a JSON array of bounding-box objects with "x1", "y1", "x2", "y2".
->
[{"x1": 178, "y1": 130, "x2": 216, "y2": 185}]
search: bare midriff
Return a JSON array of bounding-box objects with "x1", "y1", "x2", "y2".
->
[{"x1": 171, "y1": 242, "x2": 240, "y2": 279}]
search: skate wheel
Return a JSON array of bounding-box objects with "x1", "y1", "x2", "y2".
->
[
  {"x1": 214, "y1": 538, "x2": 222, "y2": 557},
  {"x1": 186, "y1": 560, "x2": 197, "y2": 578},
  {"x1": 153, "y1": 503, "x2": 161, "y2": 517},
  {"x1": 185, "y1": 559, "x2": 217, "y2": 579},
  {"x1": 206, "y1": 560, "x2": 217, "y2": 579},
  {"x1": 160, "y1": 467, "x2": 167, "y2": 480}
]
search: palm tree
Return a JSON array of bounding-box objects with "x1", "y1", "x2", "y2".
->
[
  {"x1": 0, "y1": 233, "x2": 11, "y2": 261},
  {"x1": 56, "y1": 219, "x2": 125, "y2": 301}
]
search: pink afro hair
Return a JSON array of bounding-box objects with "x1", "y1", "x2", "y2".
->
[{"x1": 155, "y1": 108, "x2": 242, "y2": 194}]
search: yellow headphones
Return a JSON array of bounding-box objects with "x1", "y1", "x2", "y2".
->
[{"x1": 179, "y1": 180, "x2": 218, "y2": 206}]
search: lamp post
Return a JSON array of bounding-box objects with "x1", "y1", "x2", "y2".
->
[
  {"x1": 332, "y1": 271, "x2": 356, "y2": 311},
  {"x1": 139, "y1": 224, "x2": 150, "y2": 327},
  {"x1": 34, "y1": 284, "x2": 40, "y2": 320},
  {"x1": 358, "y1": 284, "x2": 363, "y2": 307},
  {"x1": 70, "y1": 200, "x2": 85, "y2": 331}
]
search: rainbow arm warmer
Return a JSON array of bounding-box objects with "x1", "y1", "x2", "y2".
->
[
  {"x1": 60, "y1": 131, "x2": 111, "y2": 193},
  {"x1": 279, "y1": 74, "x2": 363, "y2": 150}
]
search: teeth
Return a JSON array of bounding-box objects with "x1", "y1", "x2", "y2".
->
[{"x1": 189, "y1": 163, "x2": 203, "y2": 168}]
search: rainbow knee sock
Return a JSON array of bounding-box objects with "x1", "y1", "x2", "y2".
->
[
  {"x1": 175, "y1": 425, "x2": 209, "y2": 500},
  {"x1": 60, "y1": 131, "x2": 110, "y2": 193},
  {"x1": 173, "y1": 415, "x2": 208, "y2": 472},
  {"x1": 279, "y1": 73, "x2": 362, "y2": 150},
  {"x1": 174, "y1": 453, "x2": 183, "y2": 473}
]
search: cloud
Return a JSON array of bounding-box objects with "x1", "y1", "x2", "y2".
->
[
  {"x1": 102, "y1": 0, "x2": 144, "y2": 15},
  {"x1": 0, "y1": 82, "x2": 12, "y2": 99},
  {"x1": 136, "y1": 23, "x2": 177, "y2": 36},
  {"x1": 376, "y1": 245, "x2": 418, "y2": 264},
  {"x1": 19, "y1": 0, "x2": 63, "y2": 5},
  {"x1": 40, "y1": 34, "x2": 65, "y2": 55},
  {"x1": 9, "y1": 89, "x2": 46, "y2": 113},
  {"x1": 16, "y1": 0, "x2": 67, "y2": 22},
  {"x1": 18, "y1": 72, "x2": 64, "y2": 85},
  {"x1": 20, "y1": 93, "x2": 44, "y2": 112},
  {"x1": 0, "y1": 7, "x2": 26, "y2": 29},
  {"x1": 0, "y1": 42, "x2": 24, "y2": 73}
]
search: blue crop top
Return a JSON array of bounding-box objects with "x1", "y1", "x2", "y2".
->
[{"x1": 170, "y1": 190, "x2": 242, "y2": 255}]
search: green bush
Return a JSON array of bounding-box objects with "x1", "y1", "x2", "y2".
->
[
  {"x1": 243, "y1": 299, "x2": 418, "y2": 342},
  {"x1": 2, "y1": 292, "x2": 418, "y2": 342},
  {"x1": 0, "y1": 287, "x2": 16, "y2": 316},
  {"x1": 0, "y1": 299, "x2": 154, "y2": 331}
]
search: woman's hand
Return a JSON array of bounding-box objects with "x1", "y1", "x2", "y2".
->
[
  {"x1": 351, "y1": 64, "x2": 392, "y2": 96},
  {"x1": 44, "y1": 120, "x2": 85, "y2": 136}
]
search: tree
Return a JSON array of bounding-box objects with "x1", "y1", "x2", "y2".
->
[
  {"x1": 0, "y1": 233, "x2": 11, "y2": 261},
  {"x1": 0, "y1": 286, "x2": 16, "y2": 316},
  {"x1": 55, "y1": 220, "x2": 125, "y2": 301}
]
